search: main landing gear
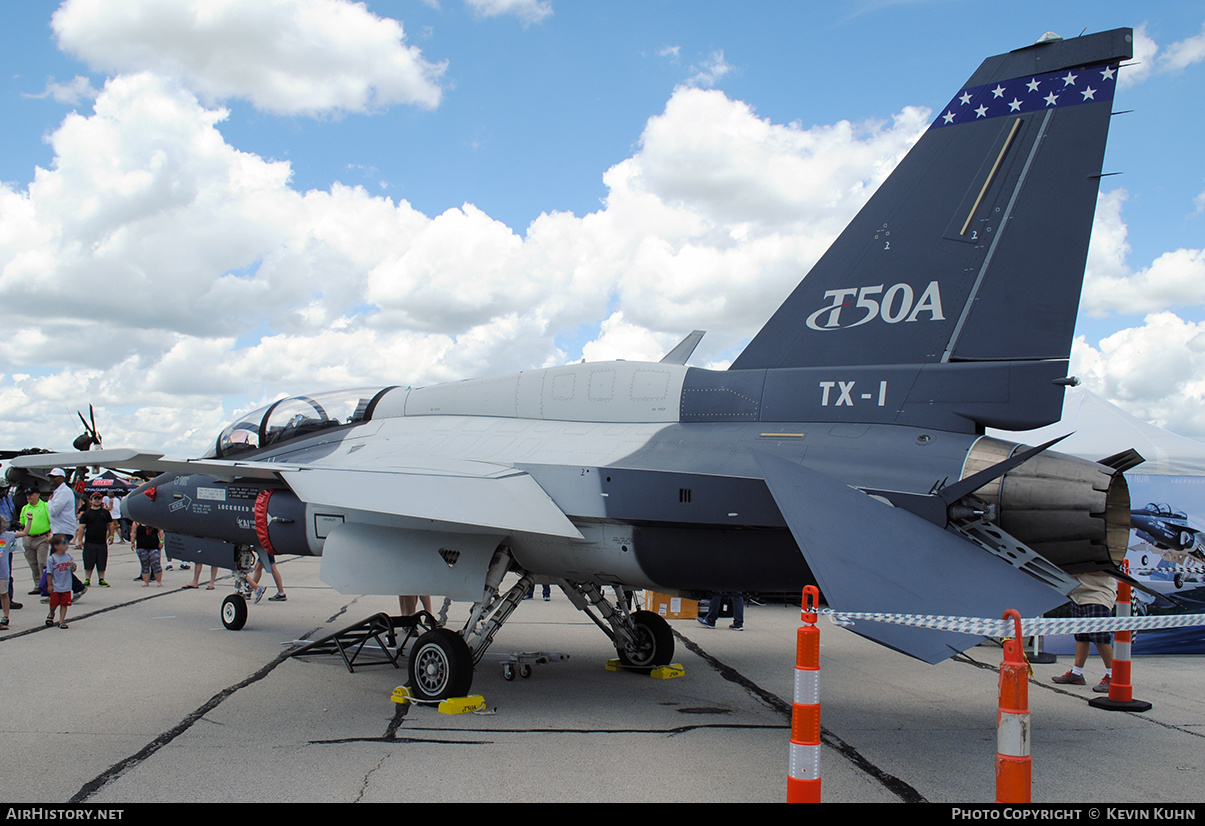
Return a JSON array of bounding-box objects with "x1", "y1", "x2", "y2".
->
[
  {"x1": 403, "y1": 546, "x2": 676, "y2": 701},
  {"x1": 408, "y1": 628, "x2": 474, "y2": 701},
  {"x1": 559, "y1": 580, "x2": 675, "y2": 668}
]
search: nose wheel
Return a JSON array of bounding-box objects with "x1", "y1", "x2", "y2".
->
[{"x1": 221, "y1": 594, "x2": 248, "y2": 630}]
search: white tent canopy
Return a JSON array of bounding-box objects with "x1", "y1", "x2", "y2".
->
[{"x1": 991, "y1": 388, "x2": 1205, "y2": 477}]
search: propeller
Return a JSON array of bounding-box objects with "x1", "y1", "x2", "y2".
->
[{"x1": 72, "y1": 404, "x2": 102, "y2": 451}]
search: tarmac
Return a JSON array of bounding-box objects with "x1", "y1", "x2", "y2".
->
[{"x1": 2, "y1": 545, "x2": 1203, "y2": 804}]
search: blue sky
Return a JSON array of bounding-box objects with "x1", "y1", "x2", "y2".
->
[{"x1": 1, "y1": 0, "x2": 1204, "y2": 453}]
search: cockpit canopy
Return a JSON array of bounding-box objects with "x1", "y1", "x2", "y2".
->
[{"x1": 208, "y1": 387, "x2": 394, "y2": 458}]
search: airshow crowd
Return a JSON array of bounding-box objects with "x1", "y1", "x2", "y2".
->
[{"x1": 0, "y1": 468, "x2": 286, "y2": 630}]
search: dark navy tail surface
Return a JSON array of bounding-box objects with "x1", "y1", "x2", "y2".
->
[{"x1": 732, "y1": 29, "x2": 1133, "y2": 415}]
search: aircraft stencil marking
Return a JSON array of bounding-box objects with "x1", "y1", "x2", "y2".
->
[
  {"x1": 805, "y1": 282, "x2": 944, "y2": 331},
  {"x1": 818, "y1": 381, "x2": 889, "y2": 407}
]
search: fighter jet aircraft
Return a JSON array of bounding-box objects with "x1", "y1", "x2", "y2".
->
[
  {"x1": 1132, "y1": 504, "x2": 1202, "y2": 555},
  {"x1": 10, "y1": 28, "x2": 1138, "y2": 701}
]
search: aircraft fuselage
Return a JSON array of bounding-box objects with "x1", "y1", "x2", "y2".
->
[{"x1": 126, "y1": 359, "x2": 1118, "y2": 598}]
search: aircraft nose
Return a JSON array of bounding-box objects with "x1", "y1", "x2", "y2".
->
[{"x1": 125, "y1": 475, "x2": 169, "y2": 524}]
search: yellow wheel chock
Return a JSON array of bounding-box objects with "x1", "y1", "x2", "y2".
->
[
  {"x1": 391, "y1": 685, "x2": 487, "y2": 714},
  {"x1": 604, "y1": 659, "x2": 685, "y2": 678}
]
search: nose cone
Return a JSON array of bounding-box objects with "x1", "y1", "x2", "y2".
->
[{"x1": 126, "y1": 474, "x2": 173, "y2": 525}]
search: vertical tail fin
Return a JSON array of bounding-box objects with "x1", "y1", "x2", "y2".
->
[{"x1": 732, "y1": 29, "x2": 1133, "y2": 377}]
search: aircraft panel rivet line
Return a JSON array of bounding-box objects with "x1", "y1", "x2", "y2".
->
[
  {"x1": 996, "y1": 609, "x2": 1031, "y2": 804},
  {"x1": 787, "y1": 585, "x2": 822, "y2": 804},
  {"x1": 1090, "y1": 561, "x2": 1153, "y2": 713}
]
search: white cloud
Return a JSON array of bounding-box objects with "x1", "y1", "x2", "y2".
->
[
  {"x1": 581, "y1": 312, "x2": 676, "y2": 364},
  {"x1": 51, "y1": 0, "x2": 446, "y2": 115},
  {"x1": 464, "y1": 0, "x2": 552, "y2": 25},
  {"x1": 1083, "y1": 190, "x2": 1205, "y2": 316},
  {"x1": 1071, "y1": 186, "x2": 1205, "y2": 436},
  {"x1": 0, "y1": 72, "x2": 936, "y2": 452},
  {"x1": 26, "y1": 75, "x2": 100, "y2": 105},
  {"x1": 685, "y1": 50, "x2": 733, "y2": 89},
  {"x1": 1120, "y1": 23, "x2": 1159, "y2": 88},
  {"x1": 1072, "y1": 314, "x2": 1205, "y2": 436},
  {"x1": 1120, "y1": 21, "x2": 1205, "y2": 88},
  {"x1": 1160, "y1": 20, "x2": 1205, "y2": 72}
]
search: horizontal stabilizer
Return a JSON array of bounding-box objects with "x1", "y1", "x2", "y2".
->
[
  {"x1": 280, "y1": 464, "x2": 584, "y2": 540},
  {"x1": 753, "y1": 450, "x2": 1066, "y2": 663}
]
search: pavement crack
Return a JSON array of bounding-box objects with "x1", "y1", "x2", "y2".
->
[
  {"x1": 953, "y1": 648, "x2": 1205, "y2": 740},
  {"x1": 312, "y1": 722, "x2": 783, "y2": 745},
  {"x1": 68, "y1": 648, "x2": 296, "y2": 803},
  {"x1": 384, "y1": 693, "x2": 411, "y2": 740},
  {"x1": 312, "y1": 735, "x2": 495, "y2": 745},
  {"x1": 325, "y1": 598, "x2": 358, "y2": 624},
  {"x1": 354, "y1": 754, "x2": 389, "y2": 803},
  {"x1": 673, "y1": 628, "x2": 928, "y2": 804}
]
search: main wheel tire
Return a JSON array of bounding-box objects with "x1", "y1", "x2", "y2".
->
[
  {"x1": 617, "y1": 610, "x2": 674, "y2": 668},
  {"x1": 221, "y1": 594, "x2": 248, "y2": 631},
  {"x1": 408, "y1": 628, "x2": 473, "y2": 701}
]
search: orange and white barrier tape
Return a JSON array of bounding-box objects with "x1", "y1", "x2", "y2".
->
[{"x1": 787, "y1": 585, "x2": 822, "y2": 803}]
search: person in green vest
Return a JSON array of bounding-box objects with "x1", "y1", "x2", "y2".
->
[{"x1": 15, "y1": 488, "x2": 50, "y2": 595}]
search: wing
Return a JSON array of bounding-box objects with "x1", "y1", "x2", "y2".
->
[
  {"x1": 10, "y1": 449, "x2": 581, "y2": 540},
  {"x1": 278, "y1": 461, "x2": 583, "y2": 540},
  {"x1": 9, "y1": 449, "x2": 294, "y2": 480}
]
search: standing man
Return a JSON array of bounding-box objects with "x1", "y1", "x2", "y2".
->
[
  {"x1": 75, "y1": 493, "x2": 113, "y2": 587},
  {"x1": 697, "y1": 591, "x2": 745, "y2": 631},
  {"x1": 0, "y1": 515, "x2": 14, "y2": 628},
  {"x1": 16, "y1": 488, "x2": 50, "y2": 595},
  {"x1": 0, "y1": 484, "x2": 21, "y2": 609},
  {"x1": 107, "y1": 494, "x2": 123, "y2": 544},
  {"x1": 48, "y1": 469, "x2": 86, "y2": 601},
  {"x1": 46, "y1": 469, "x2": 78, "y2": 546},
  {"x1": 249, "y1": 549, "x2": 287, "y2": 603},
  {"x1": 1052, "y1": 572, "x2": 1116, "y2": 693},
  {"x1": 0, "y1": 484, "x2": 15, "y2": 536}
]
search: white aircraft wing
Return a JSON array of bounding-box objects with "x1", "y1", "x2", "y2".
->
[
  {"x1": 8, "y1": 449, "x2": 293, "y2": 480},
  {"x1": 10, "y1": 448, "x2": 582, "y2": 540},
  {"x1": 278, "y1": 465, "x2": 584, "y2": 540}
]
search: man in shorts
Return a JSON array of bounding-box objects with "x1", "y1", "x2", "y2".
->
[
  {"x1": 250, "y1": 548, "x2": 287, "y2": 603},
  {"x1": 75, "y1": 493, "x2": 113, "y2": 586},
  {"x1": 1052, "y1": 571, "x2": 1116, "y2": 693}
]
